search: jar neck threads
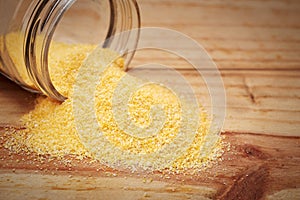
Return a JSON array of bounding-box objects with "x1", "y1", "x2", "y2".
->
[{"x1": 24, "y1": 0, "x2": 74, "y2": 101}]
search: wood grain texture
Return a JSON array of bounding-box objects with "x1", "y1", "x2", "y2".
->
[
  {"x1": 0, "y1": 131, "x2": 299, "y2": 200},
  {"x1": 0, "y1": 0, "x2": 300, "y2": 199},
  {"x1": 136, "y1": 0, "x2": 300, "y2": 70}
]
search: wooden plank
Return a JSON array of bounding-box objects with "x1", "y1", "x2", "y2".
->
[
  {"x1": 0, "y1": 131, "x2": 299, "y2": 200},
  {"x1": 0, "y1": 76, "x2": 36, "y2": 126},
  {"x1": 1, "y1": 70, "x2": 299, "y2": 135},
  {"x1": 137, "y1": 0, "x2": 300, "y2": 70},
  {"x1": 131, "y1": 49, "x2": 300, "y2": 70},
  {"x1": 119, "y1": 69, "x2": 300, "y2": 136}
]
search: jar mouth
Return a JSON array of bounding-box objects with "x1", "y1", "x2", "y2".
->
[
  {"x1": 24, "y1": 0, "x2": 140, "y2": 101},
  {"x1": 104, "y1": 0, "x2": 141, "y2": 68}
]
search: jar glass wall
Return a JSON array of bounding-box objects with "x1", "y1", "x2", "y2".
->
[{"x1": 0, "y1": 0, "x2": 140, "y2": 101}]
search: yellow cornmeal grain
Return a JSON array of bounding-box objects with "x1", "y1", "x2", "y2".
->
[
  {"x1": 48, "y1": 42, "x2": 96, "y2": 97},
  {"x1": 95, "y1": 75, "x2": 182, "y2": 154},
  {"x1": 3, "y1": 33, "x2": 223, "y2": 172},
  {"x1": 2, "y1": 32, "x2": 32, "y2": 86}
]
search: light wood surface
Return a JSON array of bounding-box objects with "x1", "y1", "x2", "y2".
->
[{"x1": 0, "y1": 0, "x2": 300, "y2": 199}]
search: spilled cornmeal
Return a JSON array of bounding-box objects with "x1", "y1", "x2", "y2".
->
[{"x1": 4, "y1": 38, "x2": 224, "y2": 172}]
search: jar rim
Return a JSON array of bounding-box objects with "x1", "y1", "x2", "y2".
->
[{"x1": 24, "y1": 0, "x2": 141, "y2": 101}]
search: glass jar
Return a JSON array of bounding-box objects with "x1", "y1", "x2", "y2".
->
[{"x1": 0, "y1": 0, "x2": 140, "y2": 101}]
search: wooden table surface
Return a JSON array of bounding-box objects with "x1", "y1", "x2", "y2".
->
[{"x1": 0, "y1": 0, "x2": 300, "y2": 199}]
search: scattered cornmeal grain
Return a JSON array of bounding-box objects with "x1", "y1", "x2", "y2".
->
[{"x1": 3, "y1": 34, "x2": 224, "y2": 172}]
